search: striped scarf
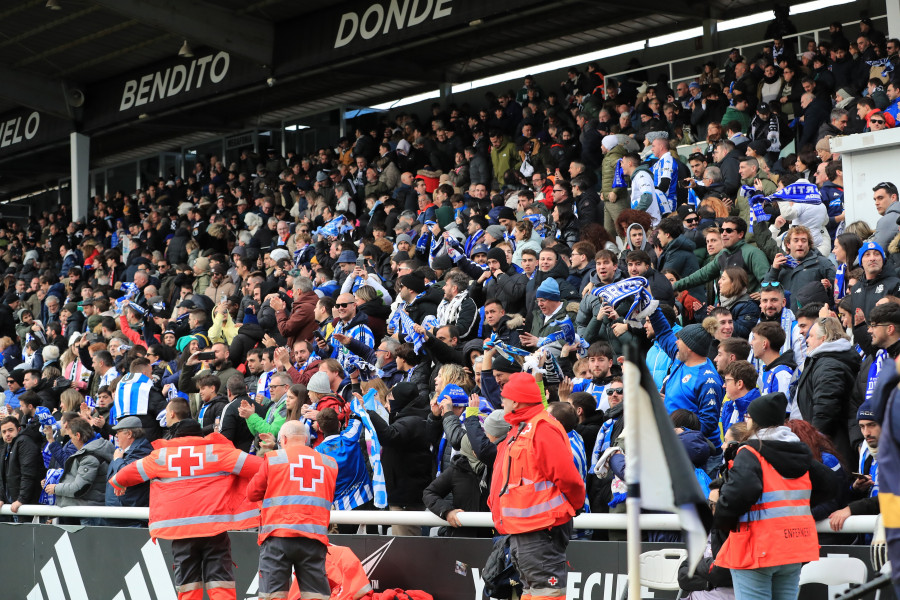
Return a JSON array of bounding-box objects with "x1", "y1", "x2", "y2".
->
[
  {"x1": 350, "y1": 391, "x2": 387, "y2": 508},
  {"x1": 113, "y1": 372, "x2": 152, "y2": 424}
]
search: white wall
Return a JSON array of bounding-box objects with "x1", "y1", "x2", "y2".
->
[{"x1": 831, "y1": 128, "x2": 900, "y2": 231}]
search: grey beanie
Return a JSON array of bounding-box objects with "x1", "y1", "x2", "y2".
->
[
  {"x1": 676, "y1": 324, "x2": 713, "y2": 357},
  {"x1": 483, "y1": 410, "x2": 511, "y2": 438},
  {"x1": 307, "y1": 371, "x2": 332, "y2": 395},
  {"x1": 485, "y1": 225, "x2": 506, "y2": 240}
]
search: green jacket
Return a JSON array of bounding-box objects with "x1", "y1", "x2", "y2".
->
[
  {"x1": 490, "y1": 138, "x2": 519, "y2": 186},
  {"x1": 673, "y1": 239, "x2": 770, "y2": 293},
  {"x1": 601, "y1": 144, "x2": 627, "y2": 196},
  {"x1": 247, "y1": 395, "x2": 288, "y2": 436},
  {"x1": 721, "y1": 107, "x2": 750, "y2": 133}
]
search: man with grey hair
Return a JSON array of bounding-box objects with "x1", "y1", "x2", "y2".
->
[
  {"x1": 239, "y1": 371, "x2": 292, "y2": 452},
  {"x1": 817, "y1": 107, "x2": 849, "y2": 141},
  {"x1": 271, "y1": 276, "x2": 319, "y2": 349},
  {"x1": 106, "y1": 416, "x2": 154, "y2": 524},
  {"x1": 247, "y1": 419, "x2": 336, "y2": 600},
  {"x1": 800, "y1": 92, "x2": 830, "y2": 148}
]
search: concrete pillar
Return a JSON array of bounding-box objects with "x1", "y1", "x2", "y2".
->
[
  {"x1": 70, "y1": 132, "x2": 90, "y2": 223},
  {"x1": 702, "y1": 18, "x2": 718, "y2": 51},
  {"x1": 439, "y1": 80, "x2": 453, "y2": 105},
  {"x1": 888, "y1": 0, "x2": 900, "y2": 40},
  {"x1": 338, "y1": 105, "x2": 347, "y2": 138}
]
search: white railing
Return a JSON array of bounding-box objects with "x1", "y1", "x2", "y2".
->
[
  {"x1": 0, "y1": 505, "x2": 878, "y2": 535},
  {"x1": 606, "y1": 14, "x2": 888, "y2": 88}
]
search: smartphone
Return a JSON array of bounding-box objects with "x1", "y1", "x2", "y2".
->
[
  {"x1": 851, "y1": 472, "x2": 868, "y2": 479},
  {"x1": 196, "y1": 351, "x2": 216, "y2": 361},
  {"x1": 356, "y1": 257, "x2": 366, "y2": 268}
]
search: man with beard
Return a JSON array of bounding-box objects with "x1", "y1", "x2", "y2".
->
[
  {"x1": 179, "y1": 342, "x2": 241, "y2": 396},
  {"x1": 750, "y1": 283, "x2": 806, "y2": 372}
]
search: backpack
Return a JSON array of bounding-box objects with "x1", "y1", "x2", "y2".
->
[{"x1": 480, "y1": 535, "x2": 522, "y2": 599}]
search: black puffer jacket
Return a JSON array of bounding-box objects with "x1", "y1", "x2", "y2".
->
[
  {"x1": 368, "y1": 382, "x2": 432, "y2": 507},
  {"x1": 0, "y1": 434, "x2": 42, "y2": 505},
  {"x1": 793, "y1": 339, "x2": 861, "y2": 473},
  {"x1": 405, "y1": 285, "x2": 442, "y2": 323},
  {"x1": 423, "y1": 452, "x2": 492, "y2": 538}
]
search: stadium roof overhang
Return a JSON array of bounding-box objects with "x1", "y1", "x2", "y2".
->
[{"x1": 0, "y1": 0, "x2": 790, "y2": 198}]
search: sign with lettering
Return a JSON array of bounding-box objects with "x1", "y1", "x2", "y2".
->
[
  {"x1": 0, "y1": 109, "x2": 72, "y2": 158},
  {"x1": 276, "y1": 0, "x2": 524, "y2": 72},
  {"x1": 85, "y1": 50, "x2": 264, "y2": 131}
]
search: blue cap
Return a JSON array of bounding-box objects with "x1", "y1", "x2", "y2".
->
[
  {"x1": 337, "y1": 250, "x2": 358, "y2": 264},
  {"x1": 535, "y1": 277, "x2": 561, "y2": 302},
  {"x1": 439, "y1": 384, "x2": 469, "y2": 406},
  {"x1": 470, "y1": 243, "x2": 490, "y2": 257},
  {"x1": 858, "y1": 241, "x2": 886, "y2": 265}
]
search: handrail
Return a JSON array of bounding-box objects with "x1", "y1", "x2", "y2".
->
[
  {"x1": 0, "y1": 505, "x2": 879, "y2": 535},
  {"x1": 605, "y1": 14, "x2": 888, "y2": 86}
]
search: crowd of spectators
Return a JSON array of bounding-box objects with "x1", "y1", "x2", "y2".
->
[{"x1": 0, "y1": 14, "x2": 894, "y2": 575}]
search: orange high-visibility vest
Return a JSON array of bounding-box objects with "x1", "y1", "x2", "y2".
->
[
  {"x1": 109, "y1": 433, "x2": 263, "y2": 540},
  {"x1": 255, "y1": 445, "x2": 337, "y2": 545},
  {"x1": 716, "y1": 445, "x2": 820, "y2": 569},
  {"x1": 490, "y1": 410, "x2": 578, "y2": 534}
]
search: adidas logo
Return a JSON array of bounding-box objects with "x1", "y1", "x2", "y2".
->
[{"x1": 28, "y1": 532, "x2": 176, "y2": 600}]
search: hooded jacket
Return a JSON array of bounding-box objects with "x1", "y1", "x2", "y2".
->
[
  {"x1": 54, "y1": 437, "x2": 116, "y2": 508},
  {"x1": 794, "y1": 338, "x2": 861, "y2": 462},
  {"x1": 874, "y1": 200, "x2": 900, "y2": 250},
  {"x1": 715, "y1": 427, "x2": 839, "y2": 532},
  {"x1": 657, "y1": 234, "x2": 700, "y2": 282},
  {"x1": 0, "y1": 433, "x2": 42, "y2": 505},
  {"x1": 617, "y1": 223, "x2": 658, "y2": 274},
  {"x1": 367, "y1": 382, "x2": 433, "y2": 506},
  {"x1": 848, "y1": 265, "x2": 900, "y2": 318}
]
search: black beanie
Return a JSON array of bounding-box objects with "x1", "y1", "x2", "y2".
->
[
  {"x1": 747, "y1": 393, "x2": 788, "y2": 428},
  {"x1": 399, "y1": 273, "x2": 427, "y2": 294},
  {"x1": 486, "y1": 247, "x2": 509, "y2": 271},
  {"x1": 492, "y1": 355, "x2": 522, "y2": 374}
]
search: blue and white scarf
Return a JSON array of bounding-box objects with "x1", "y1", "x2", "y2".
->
[
  {"x1": 536, "y1": 316, "x2": 589, "y2": 356},
  {"x1": 351, "y1": 390, "x2": 388, "y2": 508},
  {"x1": 464, "y1": 230, "x2": 485, "y2": 256},
  {"x1": 834, "y1": 263, "x2": 848, "y2": 302},
  {"x1": 860, "y1": 444, "x2": 879, "y2": 498},
  {"x1": 113, "y1": 372, "x2": 153, "y2": 423},
  {"x1": 483, "y1": 332, "x2": 531, "y2": 363},
  {"x1": 612, "y1": 159, "x2": 626, "y2": 188},
  {"x1": 397, "y1": 309, "x2": 425, "y2": 352},
  {"x1": 866, "y1": 58, "x2": 895, "y2": 79},
  {"x1": 115, "y1": 282, "x2": 139, "y2": 315},
  {"x1": 591, "y1": 277, "x2": 657, "y2": 323},
  {"x1": 866, "y1": 349, "x2": 888, "y2": 402},
  {"x1": 312, "y1": 215, "x2": 353, "y2": 238},
  {"x1": 768, "y1": 181, "x2": 822, "y2": 205}
]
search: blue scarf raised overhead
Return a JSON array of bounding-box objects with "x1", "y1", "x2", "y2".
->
[{"x1": 768, "y1": 181, "x2": 822, "y2": 205}]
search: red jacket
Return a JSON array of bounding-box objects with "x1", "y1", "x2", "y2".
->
[
  {"x1": 109, "y1": 433, "x2": 262, "y2": 540},
  {"x1": 246, "y1": 444, "x2": 338, "y2": 544},
  {"x1": 488, "y1": 404, "x2": 585, "y2": 534},
  {"x1": 276, "y1": 290, "x2": 320, "y2": 349}
]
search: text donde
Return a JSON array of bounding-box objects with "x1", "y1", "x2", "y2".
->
[
  {"x1": 0, "y1": 112, "x2": 39, "y2": 148},
  {"x1": 119, "y1": 52, "x2": 230, "y2": 112},
  {"x1": 334, "y1": 0, "x2": 453, "y2": 49}
]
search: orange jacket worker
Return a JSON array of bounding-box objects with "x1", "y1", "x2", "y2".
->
[
  {"x1": 109, "y1": 419, "x2": 263, "y2": 600},
  {"x1": 488, "y1": 373, "x2": 585, "y2": 600},
  {"x1": 247, "y1": 420, "x2": 338, "y2": 600}
]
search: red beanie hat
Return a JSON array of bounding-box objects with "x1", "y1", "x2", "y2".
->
[{"x1": 502, "y1": 372, "x2": 543, "y2": 405}]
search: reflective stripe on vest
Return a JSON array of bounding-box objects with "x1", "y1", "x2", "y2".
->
[
  {"x1": 260, "y1": 523, "x2": 329, "y2": 536},
  {"x1": 262, "y1": 496, "x2": 332, "y2": 510},
  {"x1": 501, "y1": 493, "x2": 567, "y2": 518},
  {"x1": 495, "y1": 411, "x2": 576, "y2": 533},
  {"x1": 715, "y1": 445, "x2": 819, "y2": 570},
  {"x1": 150, "y1": 509, "x2": 260, "y2": 535}
]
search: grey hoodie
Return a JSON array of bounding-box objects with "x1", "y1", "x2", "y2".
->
[{"x1": 54, "y1": 437, "x2": 116, "y2": 508}]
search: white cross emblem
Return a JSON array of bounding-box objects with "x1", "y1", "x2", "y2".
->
[{"x1": 290, "y1": 455, "x2": 325, "y2": 492}]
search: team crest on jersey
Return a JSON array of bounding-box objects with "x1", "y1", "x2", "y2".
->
[
  {"x1": 682, "y1": 374, "x2": 692, "y2": 383},
  {"x1": 877, "y1": 284, "x2": 884, "y2": 293}
]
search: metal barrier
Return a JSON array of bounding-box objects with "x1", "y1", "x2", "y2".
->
[
  {"x1": 605, "y1": 14, "x2": 888, "y2": 88},
  {"x1": 0, "y1": 504, "x2": 878, "y2": 534}
]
